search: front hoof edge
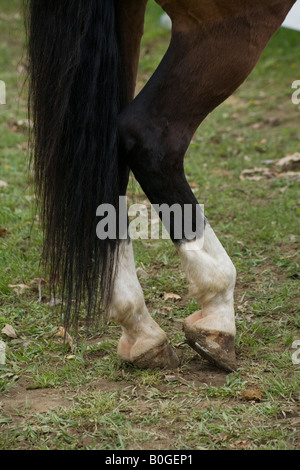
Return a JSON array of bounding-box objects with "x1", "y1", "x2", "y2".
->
[
  {"x1": 184, "y1": 325, "x2": 237, "y2": 373},
  {"x1": 132, "y1": 341, "x2": 180, "y2": 370}
]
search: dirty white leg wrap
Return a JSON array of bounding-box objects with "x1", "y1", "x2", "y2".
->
[{"x1": 177, "y1": 223, "x2": 236, "y2": 336}]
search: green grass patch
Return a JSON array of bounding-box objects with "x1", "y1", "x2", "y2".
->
[{"x1": 0, "y1": 0, "x2": 299, "y2": 450}]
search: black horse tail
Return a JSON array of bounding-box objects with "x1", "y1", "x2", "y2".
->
[{"x1": 26, "y1": 1, "x2": 125, "y2": 327}]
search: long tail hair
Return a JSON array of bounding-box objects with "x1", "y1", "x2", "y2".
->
[{"x1": 25, "y1": 0, "x2": 125, "y2": 327}]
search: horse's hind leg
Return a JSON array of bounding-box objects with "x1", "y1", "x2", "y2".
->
[
  {"x1": 177, "y1": 227, "x2": 236, "y2": 372},
  {"x1": 109, "y1": 239, "x2": 179, "y2": 368},
  {"x1": 108, "y1": 0, "x2": 179, "y2": 369},
  {"x1": 119, "y1": 0, "x2": 294, "y2": 371}
]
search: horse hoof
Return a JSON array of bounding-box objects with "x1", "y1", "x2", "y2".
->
[
  {"x1": 132, "y1": 341, "x2": 180, "y2": 370},
  {"x1": 184, "y1": 322, "x2": 237, "y2": 373}
]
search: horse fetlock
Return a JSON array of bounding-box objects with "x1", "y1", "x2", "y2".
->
[
  {"x1": 184, "y1": 256, "x2": 236, "y2": 310},
  {"x1": 178, "y1": 225, "x2": 236, "y2": 307},
  {"x1": 109, "y1": 293, "x2": 145, "y2": 327}
]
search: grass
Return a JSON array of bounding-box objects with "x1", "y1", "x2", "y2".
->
[{"x1": 0, "y1": 0, "x2": 299, "y2": 450}]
